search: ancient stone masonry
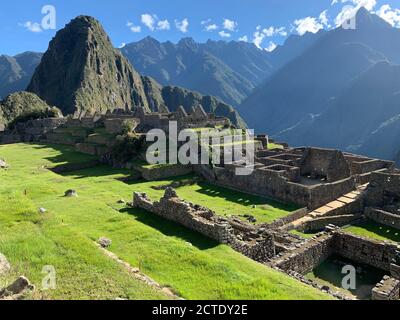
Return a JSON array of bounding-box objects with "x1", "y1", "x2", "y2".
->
[
  {"x1": 271, "y1": 228, "x2": 400, "y2": 276},
  {"x1": 134, "y1": 105, "x2": 230, "y2": 132},
  {"x1": 267, "y1": 226, "x2": 400, "y2": 299},
  {"x1": 372, "y1": 276, "x2": 400, "y2": 300},
  {"x1": 194, "y1": 146, "x2": 394, "y2": 212},
  {"x1": 133, "y1": 188, "x2": 276, "y2": 263},
  {"x1": 0, "y1": 117, "x2": 68, "y2": 144},
  {"x1": 271, "y1": 231, "x2": 335, "y2": 275},
  {"x1": 333, "y1": 230, "x2": 400, "y2": 274},
  {"x1": 360, "y1": 169, "x2": 400, "y2": 230}
]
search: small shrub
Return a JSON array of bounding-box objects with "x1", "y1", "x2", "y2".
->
[
  {"x1": 121, "y1": 120, "x2": 136, "y2": 134},
  {"x1": 112, "y1": 132, "x2": 145, "y2": 163}
]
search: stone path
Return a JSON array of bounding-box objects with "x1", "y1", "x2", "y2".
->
[{"x1": 287, "y1": 184, "x2": 369, "y2": 229}]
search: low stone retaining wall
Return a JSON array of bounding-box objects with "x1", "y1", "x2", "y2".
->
[
  {"x1": 365, "y1": 207, "x2": 400, "y2": 230},
  {"x1": 308, "y1": 178, "x2": 356, "y2": 210},
  {"x1": 302, "y1": 214, "x2": 362, "y2": 233},
  {"x1": 332, "y1": 231, "x2": 400, "y2": 273},
  {"x1": 271, "y1": 228, "x2": 400, "y2": 279},
  {"x1": 136, "y1": 164, "x2": 193, "y2": 181},
  {"x1": 193, "y1": 163, "x2": 356, "y2": 210},
  {"x1": 271, "y1": 232, "x2": 335, "y2": 274},
  {"x1": 133, "y1": 188, "x2": 276, "y2": 262},
  {"x1": 372, "y1": 276, "x2": 400, "y2": 300},
  {"x1": 266, "y1": 208, "x2": 309, "y2": 230}
]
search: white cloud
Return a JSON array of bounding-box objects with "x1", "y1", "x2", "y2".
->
[
  {"x1": 331, "y1": 0, "x2": 376, "y2": 10},
  {"x1": 223, "y1": 18, "x2": 238, "y2": 31},
  {"x1": 252, "y1": 25, "x2": 287, "y2": 49},
  {"x1": 205, "y1": 24, "x2": 218, "y2": 31},
  {"x1": 201, "y1": 19, "x2": 211, "y2": 25},
  {"x1": 375, "y1": 4, "x2": 400, "y2": 27},
  {"x1": 175, "y1": 18, "x2": 189, "y2": 33},
  {"x1": 219, "y1": 30, "x2": 231, "y2": 38},
  {"x1": 319, "y1": 10, "x2": 331, "y2": 28},
  {"x1": 141, "y1": 14, "x2": 156, "y2": 31},
  {"x1": 238, "y1": 35, "x2": 248, "y2": 42},
  {"x1": 265, "y1": 41, "x2": 277, "y2": 52},
  {"x1": 294, "y1": 16, "x2": 324, "y2": 35},
  {"x1": 157, "y1": 19, "x2": 170, "y2": 30},
  {"x1": 119, "y1": 43, "x2": 126, "y2": 49},
  {"x1": 21, "y1": 21, "x2": 42, "y2": 33},
  {"x1": 127, "y1": 21, "x2": 141, "y2": 33}
]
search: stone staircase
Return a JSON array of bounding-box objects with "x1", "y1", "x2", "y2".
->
[{"x1": 284, "y1": 184, "x2": 369, "y2": 231}]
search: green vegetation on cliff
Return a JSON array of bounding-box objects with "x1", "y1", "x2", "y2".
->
[{"x1": 0, "y1": 91, "x2": 60, "y2": 129}]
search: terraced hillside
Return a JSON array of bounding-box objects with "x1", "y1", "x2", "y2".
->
[{"x1": 0, "y1": 143, "x2": 331, "y2": 300}]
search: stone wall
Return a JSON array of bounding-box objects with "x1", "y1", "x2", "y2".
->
[
  {"x1": 133, "y1": 188, "x2": 276, "y2": 262},
  {"x1": 302, "y1": 214, "x2": 362, "y2": 233},
  {"x1": 135, "y1": 164, "x2": 193, "y2": 181},
  {"x1": 194, "y1": 163, "x2": 356, "y2": 210},
  {"x1": 332, "y1": 231, "x2": 400, "y2": 273},
  {"x1": 366, "y1": 170, "x2": 400, "y2": 208},
  {"x1": 266, "y1": 208, "x2": 309, "y2": 230},
  {"x1": 372, "y1": 276, "x2": 400, "y2": 300},
  {"x1": 0, "y1": 117, "x2": 67, "y2": 144},
  {"x1": 271, "y1": 228, "x2": 400, "y2": 279},
  {"x1": 104, "y1": 117, "x2": 139, "y2": 134},
  {"x1": 272, "y1": 232, "x2": 335, "y2": 274},
  {"x1": 307, "y1": 177, "x2": 356, "y2": 210},
  {"x1": 365, "y1": 207, "x2": 400, "y2": 230},
  {"x1": 299, "y1": 148, "x2": 351, "y2": 182}
]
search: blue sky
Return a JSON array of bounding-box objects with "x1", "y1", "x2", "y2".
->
[{"x1": 1, "y1": 0, "x2": 399, "y2": 55}]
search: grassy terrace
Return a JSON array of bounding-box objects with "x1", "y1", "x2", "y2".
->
[
  {"x1": 345, "y1": 219, "x2": 400, "y2": 243},
  {"x1": 0, "y1": 143, "x2": 331, "y2": 300}
]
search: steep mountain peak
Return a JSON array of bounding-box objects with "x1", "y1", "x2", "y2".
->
[
  {"x1": 141, "y1": 36, "x2": 160, "y2": 45},
  {"x1": 27, "y1": 15, "x2": 149, "y2": 115},
  {"x1": 178, "y1": 37, "x2": 198, "y2": 50},
  {"x1": 355, "y1": 6, "x2": 392, "y2": 29}
]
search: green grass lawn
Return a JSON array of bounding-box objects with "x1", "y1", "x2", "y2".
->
[
  {"x1": 0, "y1": 143, "x2": 331, "y2": 300},
  {"x1": 267, "y1": 143, "x2": 284, "y2": 150},
  {"x1": 345, "y1": 219, "x2": 400, "y2": 243},
  {"x1": 172, "y1": 180, "x2": 298, "y2": 224},
  {"x1": 289, "y1": 230, "x2": 317, "y2": 239}
]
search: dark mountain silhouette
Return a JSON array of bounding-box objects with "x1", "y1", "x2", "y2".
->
[
  {"x1": 239, "y1": 7, "x2": 400, "y2": 161},
  {"x1": 0, "y1": 52, "x2": 42, "y2": 99},
  {"x1": 120, "y1": 37, "x2": 274, "y2": 106}
]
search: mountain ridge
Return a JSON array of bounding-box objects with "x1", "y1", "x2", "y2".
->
[{"x1": 24, "y1": 15, "x2": 245, "y2": 127}]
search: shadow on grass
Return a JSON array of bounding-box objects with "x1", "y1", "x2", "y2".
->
[
  {"x1": 32, "y1": 144, "x2": 97, "y2": 166},
  {"x1": 58, "y1": 165, "x2": 131, "y2": 179},
  {"x1": 192, "y1": 181, "x2": 299, "y2": 212},
  {"x1": 121, "y1": 207, "x2": 218, "y2": 251},
  {"x1": 350, "y1": 219, "x2": 400, "y2": 243}
]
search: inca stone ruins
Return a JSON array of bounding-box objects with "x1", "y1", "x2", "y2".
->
[
  {"x1": 1, "y1": 105, "x2": 400, "y2": 300},
  {"x1": 2, "y1": 6, "x2": 400, "y2": 302}
]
